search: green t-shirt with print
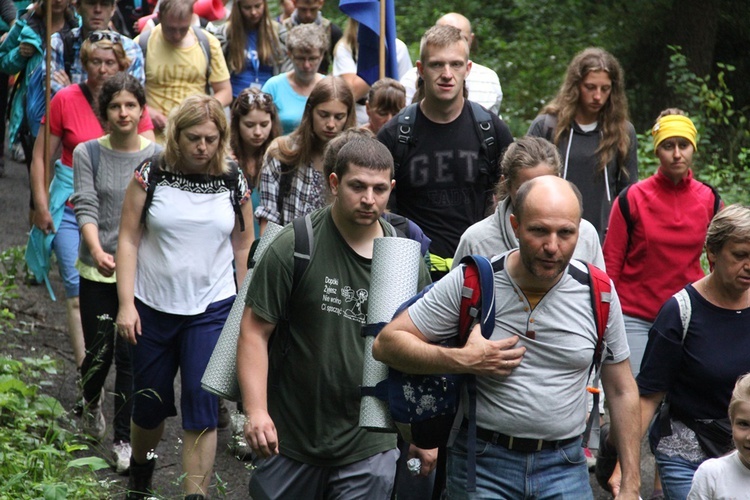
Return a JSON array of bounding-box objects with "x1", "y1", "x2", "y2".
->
[{"x1": 246, "y1": 206, "x2": 430, "y2": 466}]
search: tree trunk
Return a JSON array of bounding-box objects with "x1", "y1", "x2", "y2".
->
[{"x1": 669, "y1": 0, "x2": 719, "y2": 77}]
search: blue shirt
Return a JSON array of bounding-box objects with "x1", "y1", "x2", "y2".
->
[
  {"x1": 229, "y1": 30, "x2": 274, "y2": 97},
  {"x1": 261, "y1": 73, "x2": 308, "y2": 135}
]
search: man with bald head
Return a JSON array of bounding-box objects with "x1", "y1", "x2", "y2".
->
[
  {"x1": 374, "y1": 176, "x2": 642, "y2": 499},
  {"x1": 400, "y1": 12, "x2": 503, "y2": 114}
]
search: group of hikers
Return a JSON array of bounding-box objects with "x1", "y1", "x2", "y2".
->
[{"x1": 1, "y1": 0, "x2": 750, "y2": 499}]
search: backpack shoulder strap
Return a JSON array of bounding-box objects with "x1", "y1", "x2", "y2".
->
[
  {"x1": 138, "y1": 28, "x2": 151, "y2": 66},
  {"x1": 586, "y1": 262, "x2": 612, "y2": 363},
  {"x1": 616, "y1": 184, "x2": 634, "y2": 235},
  {"x1": 392, "y1": 103, "x2": 419, "y2": 170},
  {"x1": 291, "y1": 213, "x2": 314, "y2": 296},
  {"x1": 139, "y1": 153, "x2": 163, "y2": 226},
  {"x1": 457, "y1": 254, "x2": 496, "y2": 343},
  {"x1": 84, "y1": 140, "x2": 101, "y2": 180},
  {"x1": 457, "y1": 253, "x2": 497, "y2": 493},
  {"x1": 698, "y1": 181, "x2": 721, "y2": 218},
  {"x1": 194, "y1": 27, "x2": 213, "y2": 93},
  {"x1": 542, "y1": 113, "x2": 557, "y2": 142},
  {"x1": 581, "y1": 261, "x2": 612, "y2": 447},
  {"x1": 673, "y1": 288, "x2": 692, "y2": 343},
  {"x1": 467, "y1": 101, "x2": 498, "y2": 171}
]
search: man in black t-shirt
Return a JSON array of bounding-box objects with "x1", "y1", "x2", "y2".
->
[{"x1": 378, "y1": 25, "x2": 513, "y2": 281}]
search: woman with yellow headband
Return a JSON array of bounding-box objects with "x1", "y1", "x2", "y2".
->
[{"x1": 601, "y1": 109, "x2": 722, "y2": 497}]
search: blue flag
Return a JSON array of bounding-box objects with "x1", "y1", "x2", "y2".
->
[{"x1": 339, "y1": 0, "x2": 398, "y2": 86}]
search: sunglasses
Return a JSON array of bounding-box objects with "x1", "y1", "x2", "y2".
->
[
  {"x1": 248, "y1": 92, "x2": 273, "y2": 106},
  {"x1": 88, "y1": 31, "x2": 122, "y2": 44}
]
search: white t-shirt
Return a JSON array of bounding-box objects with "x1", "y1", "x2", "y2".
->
[
  {"x1": 688, "y1": 450, "x2": 750, "y2": 499},
  {"x1": 333, "y1": 38, "x2": 412, "y2": 125},
  {"x1": 134, "y1": 163, "x2": 248, "y2": 315}
]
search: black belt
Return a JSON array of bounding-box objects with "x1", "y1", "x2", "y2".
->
[{"x1": 463, "y1": 421, "x2": 580, "y2": 453}]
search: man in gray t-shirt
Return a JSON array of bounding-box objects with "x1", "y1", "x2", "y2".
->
[{"x1": 373, "y1": 176, "x2": 642, "y2": 499}]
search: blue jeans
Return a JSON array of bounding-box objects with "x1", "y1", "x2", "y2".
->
[
  {"x1": 653, "y1": 451, "x2": 702, "y2": 500},
  {"x1": 446, "y1": 428, "x2": 592, "y2": 499},
  {"x1": 51, "y1": 206, "x2": 80, "y2": 298}
]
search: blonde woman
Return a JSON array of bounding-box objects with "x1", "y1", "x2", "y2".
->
[{"x1": 116, "y1": 95, "x2": 254, "y2": 498}]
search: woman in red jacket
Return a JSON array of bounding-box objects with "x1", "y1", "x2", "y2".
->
[{"x1": 603, "y1": 108, "x2": 721, "y2": 377}]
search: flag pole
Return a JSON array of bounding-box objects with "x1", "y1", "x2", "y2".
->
[
  {"x1": 378, "y1": 0, "x2": 385, "y2": 79},
  {"x1": 44, "y1": 0, "x2": 52, "y2": 188}
]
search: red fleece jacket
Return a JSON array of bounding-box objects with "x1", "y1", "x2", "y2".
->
[{"x1": 603, "y1": 169, "x2": 720, "y2": 321}]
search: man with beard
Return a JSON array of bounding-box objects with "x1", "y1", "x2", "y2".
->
[{"x1": 373, "y1": 175, "x2": 642, "y2": 499}]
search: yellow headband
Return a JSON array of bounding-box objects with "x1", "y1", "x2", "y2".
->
[{"x1": 652, "y1": 114, "x2": 698, "y2": 151}]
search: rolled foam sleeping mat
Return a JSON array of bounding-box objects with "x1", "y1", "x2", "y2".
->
[
  {"x1": 360, "y1": 237, "x2": 422, "y2": 431},
  {"x1": 201, "y1": 222, "x2": 284, "y2": 401}
]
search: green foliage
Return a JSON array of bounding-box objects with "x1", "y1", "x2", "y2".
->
[
  {"x1": 0, "y1": 355, "x2": 114, "y2": 498},
  {"x1": 635, "y1": 47, "x2": 750, "y2": 205},
  {"x1": 0, "y1": 246, "x2": 25, "y2": 330}
]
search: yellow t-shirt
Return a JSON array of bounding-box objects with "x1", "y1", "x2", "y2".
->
[{"x1": 139, "y1": 25, "x2": 230, "y2": 127}]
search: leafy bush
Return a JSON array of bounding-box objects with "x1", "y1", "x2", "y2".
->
[
  {"x1": 0, "y1": 356, "x2": 112, "y2": 498},
  {"x1": 636, "y1": 47, "x2": 750, "y2": 205}
]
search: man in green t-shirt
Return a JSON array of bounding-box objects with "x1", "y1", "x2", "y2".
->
[{"x1": 237, "y1": 136, "x2": 431, "y2": 498}]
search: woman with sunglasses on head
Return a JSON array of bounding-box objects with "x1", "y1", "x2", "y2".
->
[
  {"x1": 256, "y1": 75, "x2": 355, "y2": 233},
  {"x1": 69, "y1": 73, "x2": 160, "y2": 473},
  {"x1": 230, "y1": 87, "x2": 282, "y2": 237},
  {"x1": 116, "y1": 95, "x2": 253, "y2": 499},
  {"x1": 28, "y1": 31, "x2": 154, "y2": 416},
  {"x1": 261, "y1": 22, "x2": 326, "y2": 134},
  {"x1": 209, "y1": 0, "x2": 290, "y2": 99}
]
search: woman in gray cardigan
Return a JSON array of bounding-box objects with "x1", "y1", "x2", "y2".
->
[{"x1": 70, "y1": 73, "x2": 161, "y2": 475}]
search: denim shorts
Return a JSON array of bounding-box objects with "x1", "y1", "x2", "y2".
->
[
  {"x1": 446, "y1": 427, "x2": 592, "y2": 499},
  {"x1": 130, "y1": 296, "x2": 233, "y2": 431}
]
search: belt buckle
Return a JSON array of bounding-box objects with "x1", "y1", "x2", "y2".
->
[
  {"x1": 535, "y1": 439, "x2": 543, "y2": 452},
  {"x1": 507, "y1": 436, "x2": 513, "y2": 449}
]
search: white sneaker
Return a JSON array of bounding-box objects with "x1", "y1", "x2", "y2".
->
[
  {"x1": 82, "y1": 402, "x2": 106, "y2": 441},
  {"x1": 112, "y1": 440, "x2": 132, "y2": 474}
]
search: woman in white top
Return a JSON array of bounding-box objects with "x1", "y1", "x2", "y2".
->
[{"x1": 116, "y1": 95, "x2": 254, "y2": 498}]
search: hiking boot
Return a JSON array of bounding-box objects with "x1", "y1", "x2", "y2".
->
[
  {"x1": 113, "y1": 440, "x2": 132, "y2": 474},
  {"x1": 126, "y1": 457, "x2": 156, "y2": 499},
  {"x1": 217, "y1": 398, "x2": 230, "y2": 429},
  {"x1": 82, "y1": 401, "x2": 106, "y2": 441}
]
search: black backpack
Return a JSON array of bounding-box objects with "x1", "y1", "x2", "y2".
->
[{"x1": 391, "y1": 100, "x2": 499, "y2": 177}]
